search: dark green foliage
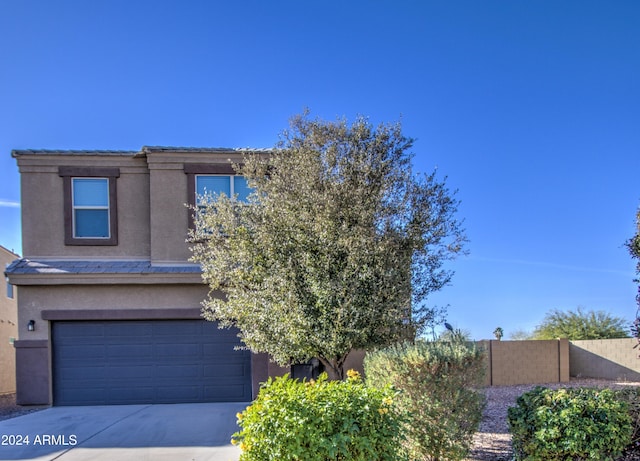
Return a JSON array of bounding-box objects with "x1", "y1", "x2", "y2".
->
[
  {"x1": 613, "y1": 387, "x2": 640, "y2": 453},
  {"x1": 190, "y1": 113, "x2": 467, "y2": 380},
  {"x1": 508, "y1": 387, "x2": 632, "y2": 461},
  {"x1": 532, "y1": 307, "x2": 629, "y2": 340},
  {"x1": 232, "y1": 372, "x2": 405, "y2": 461},
  {"x1": 364, "y1": 340, "x2": 486, "y2": 461}
]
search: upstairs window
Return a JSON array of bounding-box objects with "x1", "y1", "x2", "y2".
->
[
  {"x1": 72, "y1": 178, "x2": 110, "y2": 238},
  {"x1": 59, "y1": 167, "x2": 119, "y2": 245},
  {"x1": 196, "y1": 175, "x2": 251, "y2": 205},
  {"x1": 184, "y1": 163, "x2": 251, "y2": 228}
]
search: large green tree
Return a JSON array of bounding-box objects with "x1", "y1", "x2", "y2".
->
[
  {"x1": 189, "y1": 114, "x2": 467, "y2": 379},
  {"x1": 532, "y1": 307, "x2": 629, "y2": 340}
]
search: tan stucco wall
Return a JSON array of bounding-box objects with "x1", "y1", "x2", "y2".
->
[
  {"x1": 570, "y1": 338, "x2": 640, "y2": 381},
  {"x1": 15, "y1": 149, "x2": 250, "y2": 264},
  {"x1": 0, "y1": 247, "x2": 18, "y2": 394},
  {"x1": 17, "y1": 156, "x2": 150, "y2": 259},
  {"x1": 16, "y1": 283, "x2": 210, "y2": 340},
  {"x1": 149, "y1": 165, "x2": 191, "y2": 263},
  {"x1": 479, "y1": 339, "x2": 569, "y2": 386},
  {"x1": 146, "y1": 150, "x2": 247, "y2": 263}
]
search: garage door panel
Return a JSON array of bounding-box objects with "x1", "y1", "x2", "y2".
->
[
  {"x1": 107, "y1": 344, "x2": 154, "y2": 358},
  {"x1": 57, "y1": 366, "x2": 108, "y2": 381},
  {"x1": 57, "y1": 344, "x2": 106, "y2": 360},
  {"x1": 155, "y1": 365, "x2": 200, "y2": 378},
  {"x1": 55, "y1": 323, "x2": 105, "y2": 338},
  {"x1": 53, "y1": 320, "x2": 252, "y2": 405},
  {"x1": 203, "y1": 332, "x2": 242, "y2": 344},
  {"x1": 202, "y1": 343, "x2": 241, "y2": 356},
  {"x1": 153, "y1": 322, "x2": 202, "y2": 336},
  {"x1": 107, "y1": 365, "x2": 155, "y2": 379},
  {"x1": 156, "y1": 386, "x2": 201, "y2": 401},
  {"x1": 105, "y1": 323, "x2": 153, "y2": 337},
  {"x1": 204, "y1": 363, "x2": 248, "y2": 377},
  {"x1": 59, "y1": 388, "x2": 109, "y2": 405},
  {"x1": 155, "y1": 343, "x2": 200, "y2": 357},
  {"x1": 108, "y1": 387, "x2": 155, "y2": 404}
]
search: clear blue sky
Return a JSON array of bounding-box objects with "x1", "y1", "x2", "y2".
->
[{"x1": 1, "y1": 1, "x2": 639, "y2": 340}]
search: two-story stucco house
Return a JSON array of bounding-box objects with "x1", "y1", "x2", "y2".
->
[{"x1": 5, "y1": 146, "x2": 287, "y2": 406}]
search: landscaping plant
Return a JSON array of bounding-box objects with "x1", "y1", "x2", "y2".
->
[
  {"x1": 364, "y1": 340, "x2": 486, "y2": 461},
  {"x1": 613, "y1": 387, "x2": 640, "y2": 454},
  {"x1": 189, "y1": 112, "x2": 467, "y2": 380},
  {"x1": 508, "y1": 386, "x2": 632, "y2": 461},
  {"x1": 531, "y1": 307, "x2": 629, "y2": 340},
  {"x1": 232, "y1": 371, "x2": 405, "y2": 461}
]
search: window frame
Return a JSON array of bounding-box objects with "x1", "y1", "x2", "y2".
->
[
  {"x1": 194, "y1": 175, "x2": 249, "y2": 205},
  {"x1": 5, "y1": 277, "x2": 13, "y2": 299},
  {"x1": 59, "y1": 167, "x2": 120, "y2": 246},
  {"x1": 184, "y1": 163, "x2": 245, "y2": 229}
]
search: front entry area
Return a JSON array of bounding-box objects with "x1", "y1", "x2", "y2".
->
[{"x1": 52, "y1": 320, "x2": 251, "y2": 405}]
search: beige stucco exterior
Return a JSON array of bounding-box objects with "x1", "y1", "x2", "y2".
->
[
  {"x1": 7, "y1": 147, "x2": 276, "y2": 405},
  {"x1": 0, "y1": 245, "x2": 18, "y2": 394},
  {"x1": 14, "y1": 147, "x2": 255, "y2": 263},
  {"x1": 12, "y1": 284, "x2": 211, "y2": 342},
  {"x1": 18, "y1": 154, "x2": 151, "y2": 260},
  {"x1": 146, "y1": 149, "x2": 247, "y2": 263}
]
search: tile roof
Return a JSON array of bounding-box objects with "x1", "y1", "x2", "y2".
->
[
  {"x1": 11, "y1": 146, "x2": 272, "y2": 158},
  {"x1": 5, "y1": 259, "x2": 202, "y2": 275},
  {"x1": 141, "y1": 146, "x2": 272, "y2": 153},
  {"x1": 11, "y1": 149, "x2": 138, "y2": 157}
]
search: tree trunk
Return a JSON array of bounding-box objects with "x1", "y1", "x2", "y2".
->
[{"x1": 318, "y1": 354, "x2": 348, "y2": 380}]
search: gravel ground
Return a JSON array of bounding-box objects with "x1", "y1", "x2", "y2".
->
[
  {"x1": 465, "y1": 378, "x2": 640, "y2": 461},
  {"x1": 0, "y1": 393, "x2": 47, "y2": 422}
]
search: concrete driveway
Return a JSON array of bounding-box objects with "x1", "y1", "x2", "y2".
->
[{"x1": 0, "y1": 402, "x2": 247, "y2": 461}]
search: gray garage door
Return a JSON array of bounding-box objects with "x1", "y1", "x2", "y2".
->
[{"x1": 52, "y1": 320, "x2": 251, "y2": 405}]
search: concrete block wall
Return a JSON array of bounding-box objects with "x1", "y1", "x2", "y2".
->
[
  {"x1": 479, "y1": 339, "x2": 570, "y2": 386},
  {"x1": 570, "y1": 338, "x2": 640, "y2": 381}
]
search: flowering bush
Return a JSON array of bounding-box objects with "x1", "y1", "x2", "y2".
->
[{"x1": 232, "y1": 371, "x2": 404, "y2": 461}]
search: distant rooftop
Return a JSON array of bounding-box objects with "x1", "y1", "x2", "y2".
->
[{"x1": 0, "y1": 244, "x2": 20, "y2": 258}]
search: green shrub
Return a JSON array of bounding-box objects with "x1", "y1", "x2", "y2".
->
[
  {"x1": 232, "y1": 371, "x2": 405, "y2": 461},
  {"x1": 507, "y1": 386, "x2": 632, "y2": 461},
  {"x1": 613, "y1": 387, "x2": 640, "y2": 454},
  {"x1": 364, "y1": 340, "x2": 486, "y2": 461}
]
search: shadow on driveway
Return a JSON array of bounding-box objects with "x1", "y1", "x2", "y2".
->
[{"x1": 0, "y1": 402, "x2": 247, "y2": 460}]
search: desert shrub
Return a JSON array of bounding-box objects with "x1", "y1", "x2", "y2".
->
[
  {"x1": 364, "y1": 340, "x2": 486, "y2": 461},
  {"x1": 232, "y1": 371, "x2": 405, "y2": 461},
  {"x1": 507, "y1": 386, "x2": 632, "y2": 461},
  {"x1": 613, "y1": 387, "x2": 640, "y2": 454}
]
